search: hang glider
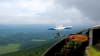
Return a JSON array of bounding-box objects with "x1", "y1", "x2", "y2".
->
[{"x1": 48, "y1": 25, "x2": 72, "y2": 30}]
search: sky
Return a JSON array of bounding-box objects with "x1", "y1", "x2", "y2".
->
[{"x1": 0, "y1": 0, "x2": 100, "y2": 26}]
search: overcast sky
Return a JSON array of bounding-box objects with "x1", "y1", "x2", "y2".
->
[{"x1": 0, "y1": 0, "x2": 100, "y2": 26}]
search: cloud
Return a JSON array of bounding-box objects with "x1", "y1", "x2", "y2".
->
[
  {"x1": 56, "y1": 0, "x2": 100, "y2": 24},
  {"x1": 0, "y1": 0, "x2": 55, "y2": 16},
  {"x1": 0, "y1": 0, "x2": 99, "y2": 26},
  {"x1": 0, "y1": 6, "x2": 91, "y2": 25}
]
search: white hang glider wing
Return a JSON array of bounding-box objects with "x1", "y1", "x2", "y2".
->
[{"x1": 48, "y1": 25, "x2": 72, "y2": 30}]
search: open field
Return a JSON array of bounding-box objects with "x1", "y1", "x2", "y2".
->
[{"x1": 0, "y1": 43, "x2": 20, "y2": 54}]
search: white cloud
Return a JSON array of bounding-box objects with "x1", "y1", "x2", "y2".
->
[
  {"x1": 0, "y1": 7, "x2": 91, "y2": 25},
  {"x1": 0, "y1": 0, "x2": 97, "y2": 26},
  {"x1": 0, "y1": 0, "x2": 55, "y2": 16}
]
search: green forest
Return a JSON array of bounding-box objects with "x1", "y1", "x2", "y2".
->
[{"x1": 0, "y1": 40, "x2": 55, "y2": 56}]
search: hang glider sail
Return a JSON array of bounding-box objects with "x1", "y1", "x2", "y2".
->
[{"x1": 48, "y1": 25, "x2": 72, "y2": 30}]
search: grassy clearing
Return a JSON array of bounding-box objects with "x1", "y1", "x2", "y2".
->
[
  {"x1": 0, "y1": 43, "x2": 20, "y2": 54},
  {"x1": 32, "y1": 39, "x2": 46, "y2": 42},
  {"x1": 88, "y1": 46, "x2": 100, "y2": 56}
]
